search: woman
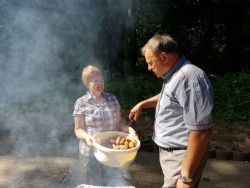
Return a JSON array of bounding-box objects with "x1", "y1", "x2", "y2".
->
[{"x1": 73, "y1": 65, "x2": 136, "y2": 186}]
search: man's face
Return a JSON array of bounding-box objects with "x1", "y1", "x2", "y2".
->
[{"x1": 144, "y1": 49, "x2": 168, "y2": 78}]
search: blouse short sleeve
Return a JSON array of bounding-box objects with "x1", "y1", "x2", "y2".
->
[{"x1": 73, "y1": 99, "x2": 85, "y2": 117}]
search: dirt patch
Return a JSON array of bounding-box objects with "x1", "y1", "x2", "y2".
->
[{"x1": 211, "y1": 121, "x2": 250, "y2": 148}]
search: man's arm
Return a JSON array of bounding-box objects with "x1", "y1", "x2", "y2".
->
[
  {"x1": 129, "y1": 94, "x2": 160, "y2": 121},
  {"x1": 176, "y1": 129, "x2": 212, "y2": 188}
]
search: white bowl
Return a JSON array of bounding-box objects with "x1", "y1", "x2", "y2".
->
[{"x1": 93, "y1": 131, "x2": 140, "y2": 168}]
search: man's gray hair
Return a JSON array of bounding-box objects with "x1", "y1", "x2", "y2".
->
[{"x1": 141, "y1": 34, "x2": 180, "y2": 56}]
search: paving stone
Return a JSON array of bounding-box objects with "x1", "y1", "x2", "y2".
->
[{"x1": 0, "y1": 153, "x2": 250, "y2": 188}]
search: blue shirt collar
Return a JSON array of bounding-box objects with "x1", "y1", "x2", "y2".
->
[{"x1": 162, "y1": 56, "x2": 187, "y2": 81}]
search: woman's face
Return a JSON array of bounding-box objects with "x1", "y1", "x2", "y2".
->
[{"x1": 88, "y1": 74, "x2": 104, "y2": 94}]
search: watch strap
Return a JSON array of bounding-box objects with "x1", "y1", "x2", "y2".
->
[{"x1": 179, "y1": 174, "x2": 193, "y2": 183}]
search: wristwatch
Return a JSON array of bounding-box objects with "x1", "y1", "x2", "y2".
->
[{"x1": 179, "y1": 174, "x2": 193, "y2": 183}]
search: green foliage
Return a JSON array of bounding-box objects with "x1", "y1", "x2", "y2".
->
[
  {"x1": 211, "y1": 70, "x2": 250, "y2": 121},
  {"x1": 127, "y1": 0, "x2": 250, "y2": 75},
  {"x1": 105, "y1": 75, "x2": 162, "y2": 109},
  {"x1": 105, "y1": 70, "x2": 250, "y2": 122},
  {"x1": 202, "y1": 176, "x2": 211, "y2": 182}
]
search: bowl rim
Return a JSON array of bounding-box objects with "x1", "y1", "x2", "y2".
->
[{"x1": 93, "y1": 131, "x2": 141, "y2": 153}]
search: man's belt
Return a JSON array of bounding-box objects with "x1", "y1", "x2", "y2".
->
[{"x1": 160, "y1": 146, "x2": 187, "y2": 152}]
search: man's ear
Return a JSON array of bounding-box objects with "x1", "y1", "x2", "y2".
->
[{"x1": 160, "y1": 52, "x2": 169, "y2": 63}]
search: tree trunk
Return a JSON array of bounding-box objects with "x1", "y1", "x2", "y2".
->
[
  {"x1": 106, "y1": 0, "x2": 130, "y2": 76},
  {"x1": 128, "y1": 0, "x2": 138, "y2": 74}
]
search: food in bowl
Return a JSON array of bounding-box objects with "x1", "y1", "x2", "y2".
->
[
  {"x1": 93, "y1": 131, "x2": 140, "y2": 168},
  {"x1": 100, "y1": 136, "x2": 137, "y2": 150}
]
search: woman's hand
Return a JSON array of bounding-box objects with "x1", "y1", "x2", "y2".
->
[
  {"x1": 85, "y1": 134, "x2": 95, "y2": 148},
  {"x1": 128, "y1": 127, "x2": 139, "y2": 138}
]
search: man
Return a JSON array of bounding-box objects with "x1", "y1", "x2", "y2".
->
[{"x1": 129, "y1": 34, "x2": 214, "y2": 188}]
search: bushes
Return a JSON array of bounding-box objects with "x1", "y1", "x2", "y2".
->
[
  {"x1": 105, "y1": 75, "x2": 162, "y2": 110},
  {"x1": 106, "y1": 70, "x2": 250, "y2": 122},
  {"x1": 211, "y1": 70, "x2": 250, "y2": 121}
]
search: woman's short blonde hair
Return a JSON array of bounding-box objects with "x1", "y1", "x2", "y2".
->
[{"x1": 82, "y1": 65, "x2": 102, "y2": 86}]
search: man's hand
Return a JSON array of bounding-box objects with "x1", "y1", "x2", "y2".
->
[
  {"x1": 129, "y1": 102, "x2": 143, "y2": 121},
  {"x1": 129, "y1": 94, "x2": 159, "y2": 121}
]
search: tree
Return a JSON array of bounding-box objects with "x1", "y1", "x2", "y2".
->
[{"x1": 98, "y1": 0, "x2": 130, "y2": 76}]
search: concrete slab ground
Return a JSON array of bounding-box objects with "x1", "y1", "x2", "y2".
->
[{"x1": 0, "y1": 151, "x2": 249, "y2": 188}]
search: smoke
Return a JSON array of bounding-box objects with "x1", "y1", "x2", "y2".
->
[
  {"x1": 0, "y1": 1, "x2": 133, "y2": 187},
  {"x1": 0, "y1": 0, "x2": 104, "y2": 157}
]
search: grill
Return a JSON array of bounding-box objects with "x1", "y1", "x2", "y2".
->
[
  {"x1": 76, "y1": 185, "x2": 135, "y2": 188},
  {"x1": 58, "y1": 169, "x2": 136, "y2": 188}
]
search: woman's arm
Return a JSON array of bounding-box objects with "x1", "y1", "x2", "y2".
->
[{"x1": 74, "y1": 116, "x2": 94, "y2": 147}]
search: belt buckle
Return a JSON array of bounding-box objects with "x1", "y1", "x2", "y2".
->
[{"x1": 165, "y1": 148, "x2": 173, "y2": 152}]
